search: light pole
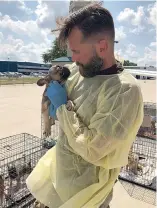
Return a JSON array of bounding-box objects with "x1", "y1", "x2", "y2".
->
[
  {"x1": 8, "y1": 57, "x2": 10, "y2": 72},
  {"x1": 114, "y1": 40, "x2": 120, "y2": 60}
]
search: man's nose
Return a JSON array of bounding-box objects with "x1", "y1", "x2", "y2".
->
[{"x1": 72, "y1": 54, "x2": 79, "y2": 62}]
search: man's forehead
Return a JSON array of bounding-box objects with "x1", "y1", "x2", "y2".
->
[
  {"x1": 68, "y1": 27, "x2": 101, "y2": 48},
  {"x1": 68, "y1": 27, "x2": 83, "y2": 46}
]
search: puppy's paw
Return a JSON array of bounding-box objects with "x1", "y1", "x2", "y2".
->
[
  {"x1": 66, "y1": 100, "x2": 74, "y2": 111},
  {"x1": 50, "y1": 118, "x2": 55, "y2": 126},
  {"x1": 43, "y1": 126, "x2": 51, "y2": 137}
]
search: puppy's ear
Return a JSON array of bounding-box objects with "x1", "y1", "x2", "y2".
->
[{"x1": 37, "y1": 78, "x2": 47, "y2": 86}]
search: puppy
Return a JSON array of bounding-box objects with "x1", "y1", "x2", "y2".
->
[
  {"x1": 37, "y1": 65, "x2": 73, "y2": 138},
  {"x1": 126, "y1": 153, "x2": 139, "y2": 175},
  {"x1": 7, "y1": 160, "x2": 32, "y2": 195},
  {"x1": 126, "y1": 152, "x2": 143, "y2": 175}
]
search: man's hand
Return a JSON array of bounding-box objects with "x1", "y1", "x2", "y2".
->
[
  {"x1": 45, "y1": 82, "x2": 68, "y2": 119},
  {"x1": 66, "y1": 100, "x2": 74, "y2": 111},
  {"x1": 45, "y1": 81, "x2": 67, "y2": 109}
]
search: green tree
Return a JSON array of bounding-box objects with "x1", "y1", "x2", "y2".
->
[
  {"x1": 123, "y1": 60, "x2": 137, "y2": 66},
  {"x1": 42, "y1": 38, "x2": 67, "y2": 63}
]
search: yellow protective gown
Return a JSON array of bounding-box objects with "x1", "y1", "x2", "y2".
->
[{"x1": 26, "y1": 63, "x2": 144, "y2": 208}]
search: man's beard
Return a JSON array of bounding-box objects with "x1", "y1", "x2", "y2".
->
[{"x1": 76, "y1": 54, "x2": 104, "y2": 78}]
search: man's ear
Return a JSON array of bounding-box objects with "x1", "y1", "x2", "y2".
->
[
  {"x1": 95, "y1": 39, "x2": 108, "y2": 58},
  {"x1": 37, "y1": 78, "x2": 47, "y2": 86}
]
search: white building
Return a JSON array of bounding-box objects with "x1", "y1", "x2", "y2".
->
[{"x1": 69, "y1": 1, "x2": 94, "y2": 13}]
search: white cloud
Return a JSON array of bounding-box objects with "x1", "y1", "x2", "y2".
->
[
  {"x1": 0, "y1": 32, "x2": 3, "y2": 43},
  {"x1": 129, "y1": 26, "x2": 145, "y2": 35},
  {"x1": 126, "y1": 44, "x2": 139, "y2": 57},
  {"x1": 147, "y1": 2, "x2": 156, "y2": 26},
  {"x1": 116, "y1": 43, "x2": 156, "y2": 66},
  {"x1": 117, "y1": 6, "x2": 145, "y2": 26},
  {"x1": 35, "y1": 1, "x2": 69, "y2": 29},
  {"x1": 150, "y1": 42, "x2": 157, "y2": 47},
  {"x1": 0, "y1": 35, "x2": 48, "y2": 63},
  {"x1": 115, "y1": 26, "x2": 126, "y2": 41},
  {"x1": 137, "y1": 46, "x2": 156, "y2": 66},
  {"x1": 0, "y1": 12, "x2": 53, "y2": 62},
  {"x1": 0, "y1": 1, "x2": 70, "y2": 63},
  {"x1": 0, "y1": 14, "x2": 51, "y2": 45},
  {"x1": 115, "y1": 43, "x2": 140, "y2": 64},
  {"x1": 117, "y1": 3, "x2": 156, "y2": 34},
  {"x1": 0, "y1": 0, "x2": 33, "y2": 19},
  {"x1": 16, "y1": 0, "x2": 33, "y2": 15}
]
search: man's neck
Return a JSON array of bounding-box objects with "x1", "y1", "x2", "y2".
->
[{"x1": 101, "y1": 57, "x2": 116, "y2": 70}]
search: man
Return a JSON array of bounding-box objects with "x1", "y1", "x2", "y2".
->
[{"x1": 26, "y1": 3, "x2": 144, "y2": 208}]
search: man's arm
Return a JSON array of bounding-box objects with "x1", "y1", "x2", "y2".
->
[{"x1": 56, "y1": 83, "x2": 144, "y2": 169}]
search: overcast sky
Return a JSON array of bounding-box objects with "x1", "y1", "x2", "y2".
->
[{"x1": 0, "y1": 0, "x2": 156, "y2": 66}]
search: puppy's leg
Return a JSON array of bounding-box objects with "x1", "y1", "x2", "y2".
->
[
  {"x1": 50, "y1": 117, "x2": 55, "y2": 126},
  {"x1": 8, "y1": 179, "x2": 13, "y2": 198},
  {"x1": 42, "y1": 99, "x2": 51, "y2": 138},
  {"x1": 43, "y1": 110, "x2": 51, "y2": 138},
  {"x1": 126, "y1": 164, "x2": 129, "y2": 172},
  {"x1": 132, "y1": 164, "x2": 138, "y2": 175}
]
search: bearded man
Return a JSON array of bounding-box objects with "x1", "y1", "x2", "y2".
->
[{"x1": 26, "y1": 3, "x2": 143, "y2": 208}]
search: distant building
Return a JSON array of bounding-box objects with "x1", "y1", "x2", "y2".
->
[
  {"x1": 0, "y1": 58, "x2": 73, "y2": 74},
  {"x1": 69, "y1": 1, "x2": 94, "y2": 13},
  {"x1": 0, "y1": 61, "x2": 50, "y2": 74}
]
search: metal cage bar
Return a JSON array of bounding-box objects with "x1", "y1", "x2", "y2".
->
[{"x1": 0, "y1": 133, "x2": 46, "y2": 208}]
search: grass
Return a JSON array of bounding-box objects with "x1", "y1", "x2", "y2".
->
[{"x1": 0, "y1": 77, "x2": 39, "y2": 85}]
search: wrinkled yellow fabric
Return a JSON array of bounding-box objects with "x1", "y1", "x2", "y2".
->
[{"x1": 26, "y1": 63, "x2": 144, "y2": 208}]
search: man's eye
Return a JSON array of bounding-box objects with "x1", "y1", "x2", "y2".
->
[{"x1": 74, "y1": 51, "x2": 80, "y2": 54}]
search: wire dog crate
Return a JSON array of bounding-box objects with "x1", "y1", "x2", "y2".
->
[
  {"x1": 119, "y1": 136, "x2": 156, "y2": 191},
  {"x1": 0, "y1": 133, "x2": 47, "y2": 208},
  {"x1": 144, "y1": 102, "x2": 156, "y2": 117}
]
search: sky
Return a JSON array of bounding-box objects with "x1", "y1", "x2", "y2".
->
[{"x1": 0, "y1": 0, "x2": 156, "y2": 66}]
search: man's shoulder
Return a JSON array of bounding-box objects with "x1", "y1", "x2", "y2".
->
[
  {"x1": 100, "y1": 71, "x2": 142, "y2": 99},
  {"x1": 119, "y1": 71, "x2": 142, "y2": 96},
  {"x1": 120, "y1": 71, "x2": 140, "y2": 86}
]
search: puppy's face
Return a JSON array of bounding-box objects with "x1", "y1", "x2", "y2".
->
[
  {"x1": 37, "y1": 65, "x2": 62, "y2": 87},
  {"x1": 37, "y1": 65, "x2": 71, "y2": 87},
  {"x1": 49, "y1": 65, "x2": 68, "y2": 82}
]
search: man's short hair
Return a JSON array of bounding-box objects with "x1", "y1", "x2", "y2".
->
[{"x1": 55, "y1": 3, "x2": 115, "y2": 48}]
